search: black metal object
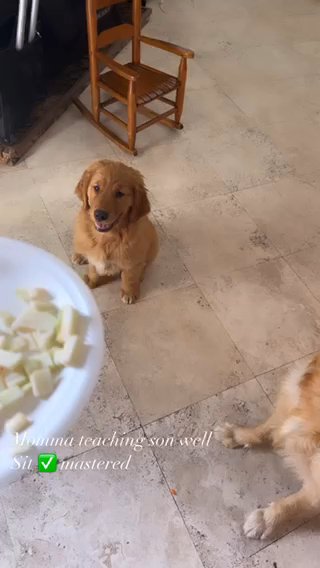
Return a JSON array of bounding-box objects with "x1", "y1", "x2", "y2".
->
[
  {"x1": 0, "y1": 1, "x2": 44, "y2": 144},
  {"x1": 0, "y1": 0, "x2": 136, "y2": 145}
]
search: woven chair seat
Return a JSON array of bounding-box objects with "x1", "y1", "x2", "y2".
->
[{"x1": 100, "y1": 62, "x2": 179, "y2": 105}]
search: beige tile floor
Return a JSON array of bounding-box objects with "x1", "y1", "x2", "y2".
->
[{"x1": 1, "y1": 0, "x2": 320, "y2": 566}]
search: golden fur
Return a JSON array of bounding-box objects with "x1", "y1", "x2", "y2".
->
[
  {"x1": 215, "y1": 355, "x2": 320, "y2": 539},
  {"x1": 73, "y1": 160, "x2": 158, "y2": 304}
]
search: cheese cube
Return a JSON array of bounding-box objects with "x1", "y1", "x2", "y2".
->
[
  {"x1": 52, "y1": 335, "x2": 81, "y2": 367},
  {"x1": 33, "y1": 330, "x2": 55, "y2": 350},
  {"x1": 56, "y1": 306, "x2": 78, "y2": 344},
  {"x1": 5, "y1": 412, "x2": 32, "y2": 434},
  {"x1": 12, "y1": 306, "x2": 57, "y2": 333},
  {"x1": 5, "y1": 372, "x2": 26, "y2": 388},
  {"x1": 10, "y1": 336, "x2": 28, "y2": 352},
  {"x1": 30, "y1": 368, "x2": 53, "y2": 398},
  {"x1": 0, "y1": 386, "x2": 24, "y2": 407},
  {"x1": 0, "y1": 349, "x2": 23, "y2": 369}
]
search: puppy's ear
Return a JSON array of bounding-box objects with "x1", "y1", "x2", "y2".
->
[
  {"x1": 129, "y1": 174, "x2": 150, "y2": 224},
  {"x1": 75, "y1": 169, "x2": 92, "y2": 210}
]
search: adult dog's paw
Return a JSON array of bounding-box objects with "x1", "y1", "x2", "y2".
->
[
  {"x1": 214, "y1": 423, "x2": 240, "y2": 449},
  {"x1": 244, "y1": 508, "x2": 273, "y2": 540}
]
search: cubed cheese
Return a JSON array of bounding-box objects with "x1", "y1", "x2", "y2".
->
[
  {"x1": 29, "y1": 289, "x2": 52, "y2": 302},
  {"x1": 52, "y1": 335, "x2": 81, "y2": 367},
  {"x1": 17, "y1": 288, "x2": 52, "y2": 303},
  {"x1": 30, "y1": 368, "x2": 53, "y2": 398},
  {"x1": 0, "y1": 349, "x2": 23, "y2": 369},
  {"x1": 24, "y1": 359, "x2": 42, "y2": 375},
  {"x1": 30, "y1": 301, "x2": 57, "y2": 315},
  {"x1": 16, "y1": 289, "x2": 30, "y2": 302},
  {"x1": 0, "y1": 335, "x2": 9, "y2": 349},
  {"x1": 19, "y1": 333, "x2": 38, "y2": 351},
  {"x1": 27, "y1": 351, "x2": 53, "y2": 369},
  {"x1": 12, "y1": 306, "x2": 57, "y2": 333},
  {"x1": 22, "y1": 382, "x2": 32, "y2": 395},
  {"x1": 0, "y1": 312, "x2": 14, "y2": 335},
  {"x1": 10, "y1": 336, "x2": 28, "y2": 352},
  {"x1": 0, "y1": 386, "x2": 24, "y2": 407},
  {"x1": 5, "y1": 372, "x2": 26, "y2": 388},
  {"x1": 56, "y1": 306, "x2": 78, "y2": 344},
  {"x1": 5, "y1": 412, "x2": 32, "y2": 434},
  {"x1": 33, "y1": 330, "x2": 55, "y2": 350}
]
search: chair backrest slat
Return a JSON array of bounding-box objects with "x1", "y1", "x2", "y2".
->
[
  {"x1": 87, "y1": 0, "x2": 142, "y2": 63},
  {"x1": 97, "y1": 23, "x2": 134, "y2": 48},
  {"x1": 95, "y1": 0, "x2": 126, "y2": 9}
]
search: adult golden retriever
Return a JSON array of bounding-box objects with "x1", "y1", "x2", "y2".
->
[
  {"x1": 215, "y1": 355, "x2": 320, "y2": 539},
  {"x1": 73, "y1": 160, "x2": 158, "y2": 304}
]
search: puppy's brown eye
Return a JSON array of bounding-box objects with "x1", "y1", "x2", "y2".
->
[
  {"x1": 93, "y1": 184, "x2": 100, "y2": 193},
  {"x1": 115, "y1": 190, "x2": 125, "y2": 199}
]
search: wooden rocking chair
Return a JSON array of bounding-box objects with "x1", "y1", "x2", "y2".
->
[{"x1": 74, "y1": 0, "x2": 194, "y2": 155}]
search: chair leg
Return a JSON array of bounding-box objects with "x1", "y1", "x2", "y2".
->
[
  {"x1": 89, "y1": 52, "x2": 100, "y2": 122},
  {"x1": 175, "y1": 57, "x2": 187, "y2": 126},
  {"x1": 91, "y1": 79, "x2": 100, "y2": 122},
  {"x1": 73, "y1": 98, "x2": 137, "y2": 156},
  {"x1": 128, "y1": 81, "x2": 137, "y2": 154}
]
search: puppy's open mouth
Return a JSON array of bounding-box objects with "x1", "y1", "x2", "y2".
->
[{"x1": 95, "y1": 215, "x2": 121, "y2": 233}]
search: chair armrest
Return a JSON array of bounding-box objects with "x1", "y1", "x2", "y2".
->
[
  {"x1": 96, "y1": 52, "x2": 140, "y2": 81},
  {"x1": 139, "y1": 35, "x2": 194, "y2": 59}
]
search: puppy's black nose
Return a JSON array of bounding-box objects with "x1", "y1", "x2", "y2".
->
[{"x1": 94, "y1": 209, "x2": 109, "y2": 222}]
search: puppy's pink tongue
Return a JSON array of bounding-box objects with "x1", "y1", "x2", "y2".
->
[{"x1": 96, "y1": 221, "x2": 110, "y2": 231}]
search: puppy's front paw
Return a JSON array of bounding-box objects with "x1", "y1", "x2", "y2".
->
[
  {"x1": 214, "y1": 423, "x2": 239, "y2": 449},
  {"x1": 84, "y1": 274, "x2": 97, "y2": 289},
  {"x1": 72, "y1": 253, "x2": 88, "y2": 265},
  {"x1": 244, "y1": 508, "x2": 273, "y2": 540},
  {"x1": 121, "y1": 291, "x2": 137, "y2": 305}
]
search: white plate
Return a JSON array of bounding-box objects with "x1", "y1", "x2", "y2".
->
[{"x1": 0, "y1": 238, "x2": 105, "y2": 487}]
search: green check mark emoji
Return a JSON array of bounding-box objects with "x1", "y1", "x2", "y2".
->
[{"x1": 38, "y1": 453, "x2": 58, "y2": 473}]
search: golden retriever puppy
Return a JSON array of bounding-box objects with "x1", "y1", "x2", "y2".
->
[
  {"x1": 73, "y1": 160, "x2": 158, "y2": 304},
  {"x1": 215, "y1": 355, "x2": 320, "y2": 539}
]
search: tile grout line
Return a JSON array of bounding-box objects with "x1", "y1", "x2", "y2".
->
[
  {"x1": 151, "y1": 169, "x2": 298, "y2": 216},
  {"x1": 0, "y1": 495, "x2": 17, "y2": 564},
  {"x1": 254, "y1": 349, "x2": 319, "y2": 382},
  {"x1": 153, "y1": 195, "x2": 281, "y2": 289},
  {"x1": 247, "y1": 512, "x2": 320, "y2": 562},
  {"x1": 141, "y1": 378, "x2": 255, "y2": 431},
  {"x1": 131, "y1": 346, "x2": 320, "y2": 443},
  {"x1": 182, "y1": 280, "x2": 257, "y2": 378},
  {"x1": 179, "y1": 249, "x2": 320, "y2": 388},
  {"x1": 94, "y1": 346, "x2": 143, "y2": 438},
  {"x1": 39, "y1": 194, "x2": 72, "y2": 265},
  {"x1": 255, "y1": 377, "x2": 276, "y2": 408},
  {"x1": 59, "y1": 422, "x2": 143, "y2": 463},
  {"x1": 102, "y1": 275, "x2": 256, "y2": 430},
  {"x1": 141, "y1": 347, "x2": 319, "y2": 432},
  {"x1": 101, "y1": 282, "x2": 196, "y2": 315},
  {"x1": 231, "y1": 191, "x2": 288, "y2": 260},
  {"x1": 231, "y1": 188, "x2": 320, "y2": 302},
  {"x1": 151, "y1": 208, "x2": 260, "y2": 378},
  {"x1": 284, "y1": 254, "x2": 320, "y2": 307},
  {"x1": 141, "y1": 422, "x2": 206, "y2": 568}
]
